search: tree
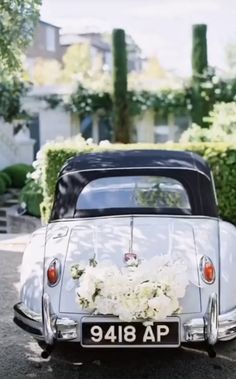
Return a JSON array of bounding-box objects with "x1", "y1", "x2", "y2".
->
[
  {"x1": 30, "y1": 58, "x2": 63, "y2": 86},
  {"x1": 62, "y1": 43, "x2": 92, "y2": 81},
  {"x1": 191, "y1": 24, "x2": 210, "y2": 127},
  {"x1": 143, "y1": 57, "x2": 167, "y2": 79},
  {"x1": 0, "y1": 77, "x2": 30, "y2": 122},
  {"x1": 192, "y1": 24, "x2": 208, "y2": 76},
  {"x1": 0, "y1": 0, "x2": 41, "y2": 72},
  {"x1": 128, "y1": 56, "x2": 171, "y2": 91},
  {"x1": 226, "y1": 42, "x2": 236, "y2": 72},
  {"x1": 112, "y1": 29, "x2": 130, "y2": 143}
]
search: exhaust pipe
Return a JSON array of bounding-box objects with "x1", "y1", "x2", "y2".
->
[
  {"x1": 206, "y1": 344, "x2": 216, "y2": 358},
  {"x1": 41, "y1": 344, "x2": 54, "y2": 359}
]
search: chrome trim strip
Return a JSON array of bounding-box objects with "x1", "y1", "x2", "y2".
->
[
  {"x1": 50, "y1": 215, "x2": 219, "y2": 224},
  {"x1": 218, "y1": 307, "x2": 236, "y2": 341}
]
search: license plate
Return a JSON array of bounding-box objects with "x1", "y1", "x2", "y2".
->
[{"x1": 81, "y1": 317, "x2": 180, "y2": 347}]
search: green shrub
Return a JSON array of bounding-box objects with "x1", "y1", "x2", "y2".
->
[
  {"x1": 20, "y1": 180, "x2": 43, "y2": 218},
  {"x1": 36, "y1": 140, "x2": 236, "y2": 225},
  {"x1": 3, "y1": 164, "x2": 33, "y2": 189},
  {"x1": 180, "y1": 102, "x2": 236, "y2": 143},
  {"x1": 180, "y1": 123, "x2": 236, "y2": 143},
  {"x1": 205, "y1": 102, "x2": 236, "y2": 133},
  {"x1": 0, "y1": 176, "x2": 6, "y2": 195},
  {"x1": 0, "y1": 171, "x2": 12, "y2": 188}
]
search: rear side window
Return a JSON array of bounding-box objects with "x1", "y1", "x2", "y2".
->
[{"x1": 76, "y1": 176, "x2": 191, "y2": 214}]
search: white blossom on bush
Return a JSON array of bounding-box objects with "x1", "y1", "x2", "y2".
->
[{"x1": 180, "y1": 102, "x2": 236, "y2": 143}]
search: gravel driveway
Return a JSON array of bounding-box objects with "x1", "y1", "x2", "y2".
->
[{"x1": 1, "y1": 249, "x2": 236, "y2": 379}]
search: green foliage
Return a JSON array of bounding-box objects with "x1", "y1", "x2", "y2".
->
[
  {"x1": 191, "y1": 24, "x2": 209, "y2": 127},
  {"x1": 0, "y1": 177, "x2": 6, "y2": 195},
  {"x1": 128, "y1": 89, "x2": 191, "y2": 117},
  {"x1": 47, "y1": 86, "x2": 192, "y2": 120},
  {"x1": 31, "y1": 58, "x2": 62, "y2": 86},
  {"x1": 0, "y1": 0, "x2": 41, "y2": 72},
  {"x1": 151, "y1": 88, "x2": 192, "y2": 117},
  {"x1": 40, "y1": 140, "x2": 95, "y2": 222},
  {"x1": 191, "y1": 80, "x2": 210, "y2": 128},
  {"x1": 226, "y1": 41, "x2": 236, "y2": 71},
  {"x1": 134, "y1": 178, "x2": 183, "y2": 208},
  {"x1": 189, "y1": 143, "x2": 236, "y2": 225},
  {"x1": 205, "y1": 102, "x2": 236, "y2": 133},
  {"x1": 181, "y1": 102, "x2": 236, "y2": 143},
  {"x1": 0, "y1": 77, "x2": 30, "y2": 122},
  {"x1": 112, "y1": 29, "x2": 129, "y2": 143},
  {"x1": 192, "y1": 24, "x2": 208, "y2": 76},
  {"x1": 180, "y1": 124, "x2": 227, "y2": 143},
  {"x1": 3, "y1": 164, "x2": 33, "y2": 189},
  {"x1": 20, "y1": 180, "x2": 43, "y2": 217},
  {"x1": 33, "y1": 139, "x2": 236, "y2": 225},
  {"x1": 42, "y1": 94, "x2": 63, "y2": 110},
  {"x1": 44, "y1": 71, "x2": 236, "y2": 127},
  {"x1": 68, "y1": 84, "x2": 112, "y2": 118},
  {"x1": 62, "y1": 43, "x2": 91, "y2": 81},
  {"x1": 190, "y1": 68, "x2": 236, "y2": 128},
  {"x1": 0, "y1": 172, "x2": 12, "y2": 188}
]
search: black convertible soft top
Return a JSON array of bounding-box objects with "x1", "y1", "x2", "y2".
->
[
  {"x1": 51, "y1": 150, "x2": 218, "y2": 220},
  {"x1": 60, "y1": 149, "x2": 211, "y2": 178}
]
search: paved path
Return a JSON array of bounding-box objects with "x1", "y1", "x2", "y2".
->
[
  {"x1": 1, "y1": 247, "x2": 236, "y2": 378},
  {"x1": 0, "y1": 233, "x2": 30, "y2": 252}
]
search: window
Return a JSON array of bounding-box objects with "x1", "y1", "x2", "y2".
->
[
  {"x1": 76, "y1": 176, "x2": 191, "y2": 214},
  {"x1": 46, "y1": 26, "x2": 56, "y2": 52}
]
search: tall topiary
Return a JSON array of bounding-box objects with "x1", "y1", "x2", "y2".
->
[
  {"x1": 112, "y1": 29, "x2": 130, "y2": 143},
  {"x1": 191, "y1": 24, "x2": 210, "y2": 127},
  {"x1": 192, "y1": 24, "x2": 208, "y2": 75}
]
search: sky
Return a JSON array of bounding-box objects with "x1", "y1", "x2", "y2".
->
[{"x1": 41, "y1": 0, "x2": 236, "y2": 76}]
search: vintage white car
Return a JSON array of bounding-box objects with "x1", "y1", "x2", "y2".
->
[{"x1": 14, "y1": 150, "x2": 236, "y2": 359}]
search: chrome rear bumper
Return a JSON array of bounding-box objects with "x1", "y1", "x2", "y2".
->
[
  {"x1": 13, "y1": 294, "x2": 77, "y2": 342},
  {"x1": 13, "y1": 292, "x2": 236, "y2": 345}
]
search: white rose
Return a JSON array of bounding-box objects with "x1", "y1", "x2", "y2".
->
[{"x1": 148, "y1": 294, "x2": 173, "y2": 319}]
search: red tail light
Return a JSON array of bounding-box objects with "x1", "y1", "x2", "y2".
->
[
  {"x1": 47, "y1": 259, "x2": 61, "y2": 286},
  {"x1": 200, "y1": 256, "x2": 215, "y2": 284}
]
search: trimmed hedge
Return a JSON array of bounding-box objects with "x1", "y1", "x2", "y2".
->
[
  {"x1": 20, "y1": 180, "x2": 43, "y2": 218},
  {"x1": 40, "y1": 142, "x2": 236, "y2": 224},
  {"x1": 3, "y1": 164, "x2": 33, "y2": 189},
  {"x1": 0, "y1": 172, "x2": 12, "y2": 188}
]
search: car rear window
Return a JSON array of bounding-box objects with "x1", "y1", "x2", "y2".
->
[{"x1": 76, "y1": 176, "x2": 191, "y2": 214}]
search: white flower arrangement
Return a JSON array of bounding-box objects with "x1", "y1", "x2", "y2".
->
[{"x1": 71, "y1": 255, "x2": 189, "y2": 322}]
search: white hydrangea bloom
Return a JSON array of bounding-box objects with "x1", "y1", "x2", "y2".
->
[{"x1": 73, "y1": 255, "x2": 190, "y2": 322}]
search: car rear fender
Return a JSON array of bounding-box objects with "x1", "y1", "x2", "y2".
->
[
  {"x1": 219, "y1": 220, "x2": 236, "y2": 314},
  {"x1": 191, "y1": 218, "x2": 219, "y2": 315},
  {"x1": 43, "y1": 222, "x2": 72, "y2": 315},
  {"x1": 20, "y1": 227, "x2": 46, "y2": 314}
]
